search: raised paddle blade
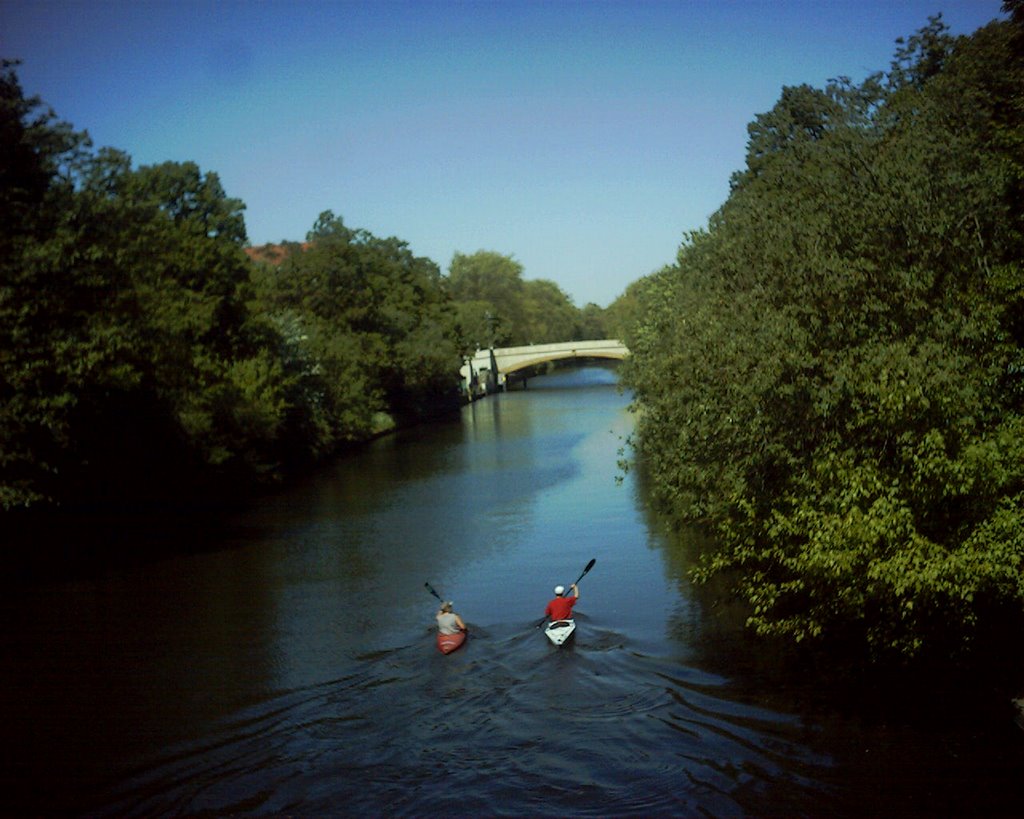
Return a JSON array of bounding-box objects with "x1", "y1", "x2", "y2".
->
[
  {"x1": 572, "y1": 558, "x2": 596, "y2": 587},
  {"x1": 424, "y1": 582, "x2": 444, "y2": 602}
]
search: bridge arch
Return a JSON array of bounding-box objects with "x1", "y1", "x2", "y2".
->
[{"x1": 460, "y1": 339, "x2": 628, "y2": 394}]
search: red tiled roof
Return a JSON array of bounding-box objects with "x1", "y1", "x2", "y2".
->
[{"x1": 244, "y1": 242, "x2": 310, "y2": 266}]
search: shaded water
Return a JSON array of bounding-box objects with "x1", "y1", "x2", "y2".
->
[{"x1": 3, "y1": 366, "x2": 1023, "y2": 816}]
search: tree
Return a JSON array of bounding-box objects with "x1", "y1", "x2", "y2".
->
[
  {"x1": 578, "y1": 302, "x2": 610, "y2": 340},
  {"x1": 0, "y1": 62, "x2": 116, "y2": 509},
  {"x1": 445, "y1": 250, "x2": 594, "y2": 346},
  {"x1": 521, "y1": 279, "x2": 581, "y2": 343},
  {"x1": 605, "y1": 271, "x2": 665, "y2": 340},
  {"x1": 253, "y1": 211, "x2": 461, "y2": 454},
  {"x1": 1, "y1": 60, "x2": 293, "y2": 508},
  {"x1": 446, "y1": 250, "x2": 527, "y2": 345},
  {"x1": 623, "y1": 16, "x2": 1024, "y2": 668}
]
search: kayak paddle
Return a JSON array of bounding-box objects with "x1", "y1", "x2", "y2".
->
[
  {"x1": 572, "y1": 558, "x2": 597, "y2": 587},
  {"x1": 424, "y1": 581, "x2": 444, "y2": 603}
]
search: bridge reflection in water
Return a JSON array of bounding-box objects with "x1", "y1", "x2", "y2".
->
[{"x1": 460, "y1": 339, "x2": 628, "y2": 396}]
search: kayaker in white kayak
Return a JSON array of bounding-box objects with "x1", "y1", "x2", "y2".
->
[
  {"x1": 544, "y1": 583, "x2": 579, "y2": 621},
  {"x1": 436, "y1": 601, "x2": 467, "y2": 636}
]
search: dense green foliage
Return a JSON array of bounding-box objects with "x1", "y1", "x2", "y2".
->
[
  {"x1": 0, "y1": 61, "x2": 466, "y2": 511},
  {"x1": 445, "y1": 249, "x2": 611, "y2": 346},
  {"x1": 1, "y1": 60, "x2": 624, "y2": 517},
  {"x1": 251, "y1": 211, "x2": 463, "y2": 458},
  {"x1": 622, "y1": 16, "x2": 1024, "y2": 666}
]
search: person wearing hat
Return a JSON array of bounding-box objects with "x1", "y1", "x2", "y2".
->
[
  {"x1": 436, "y1": 600, "x2": 467, "y2": 636},
  {"x1": 544, "y1": 582, "x2": 579, "y2": 622}
]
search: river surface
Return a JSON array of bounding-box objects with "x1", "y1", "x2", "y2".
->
[{"x1": 3, "y1": 366, "x2": 1024, "y2": 816}]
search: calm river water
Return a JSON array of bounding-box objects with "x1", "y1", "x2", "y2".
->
[{"x1": 3, "y1": 365, "x2": 1024, "y2": 816}]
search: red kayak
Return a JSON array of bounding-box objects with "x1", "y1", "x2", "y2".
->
[{"x1": 436, "y1": 630, "x2": 467, "y2": 654}]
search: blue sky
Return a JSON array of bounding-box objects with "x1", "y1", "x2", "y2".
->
[{"x1": 2, "y1": 0, "x2": 1007, "y2": 307}]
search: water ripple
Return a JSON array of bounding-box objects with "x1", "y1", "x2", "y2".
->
[{"x1": 93, "y1": 637, "x2": 841, "y2": 816}]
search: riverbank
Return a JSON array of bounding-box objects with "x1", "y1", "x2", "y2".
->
[
  {"x1": 2, "y1": 392, "x2": 469, "y2": 587},
  {"x1": 4, "y1": 367, "x2": 1024, "y2": 817}
]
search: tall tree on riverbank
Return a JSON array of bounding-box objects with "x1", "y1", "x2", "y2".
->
[
  {"x1": 623, "y1": 15, "x2": 1024, "y2": 667},
  {"x1": 0, "y1": 61, "x2": 463, "y2": 515},
  {"x1": 446, "y1": 250, "x2": 527, "y2": 347},
  {"x1": 446, "y1": 249, "x2": 599, "y2": 346},
  {"x1": 0, "y1": 63, "x2": 284, "y2": 509},
  {"x1": 250, "y1": 211, "x2": 462, "y2": 462},
  {"x1": 0, "y1": 60, "x2": 89, "y2": 509}
]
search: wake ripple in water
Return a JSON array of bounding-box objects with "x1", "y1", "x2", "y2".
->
[{"x1": 97, "y1": 626, "x2": 837, "y2": 817}]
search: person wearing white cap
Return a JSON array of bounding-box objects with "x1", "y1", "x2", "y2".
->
[{"x1": 544, "y1": 582, "x2": 579, "y2": 622}]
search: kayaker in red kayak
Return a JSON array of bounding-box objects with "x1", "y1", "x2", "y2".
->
[
  {"x1": 436, "y1": 601, "x2": 467, "y2": 637},
  {"x1": 545, "y1": 583, "x2": 579, "y2": 621}
]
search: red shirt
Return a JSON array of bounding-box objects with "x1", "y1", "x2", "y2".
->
[{"x1": 545, "y1": 595, "x2": 577, "y2": 621}]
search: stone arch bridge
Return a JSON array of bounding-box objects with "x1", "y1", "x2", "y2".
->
[{"x1": 460, "y1": 339, "x2": 629, "y2": 394}]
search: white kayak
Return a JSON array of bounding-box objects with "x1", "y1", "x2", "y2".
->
[{"x1": 544, "y1": 619, "x2": 576, "y2": 646}]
